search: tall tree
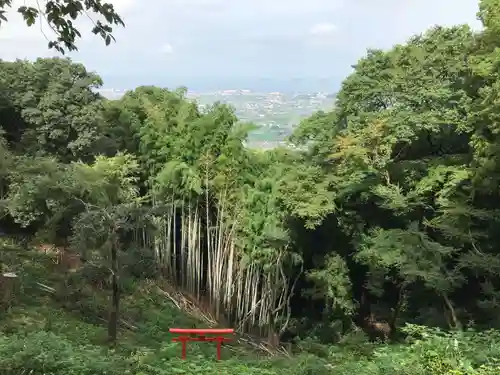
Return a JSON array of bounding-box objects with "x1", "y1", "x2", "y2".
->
[
  {"x1": 69, "y1": 153, "x2": 143, "y2": 343},
  {"x1": 0, "y1": 58, "x2": 109, "y2": 162}
]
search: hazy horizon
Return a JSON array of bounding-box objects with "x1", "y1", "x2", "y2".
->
[
  {"x1": 1, "y1": 0, "x2": 481, "y2": 96},
  {"x1": 98, "y1": 75, "x2": 343, "y2": 94}
]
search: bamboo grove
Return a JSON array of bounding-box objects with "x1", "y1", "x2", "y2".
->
[{"x1": 3, "y1": 0, "x2": 500, "y2": 348}]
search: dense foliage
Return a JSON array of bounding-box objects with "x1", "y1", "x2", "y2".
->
[{"x1": 3, "y1": 0, "x2": 500, "y2": 373}]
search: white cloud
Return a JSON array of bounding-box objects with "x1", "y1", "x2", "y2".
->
[
  {"x1": 309, "y1": 22, "x2": 337, "y2": 36},
  {"x1": 0, "y1": 0, "x2": 484, "y2": 87},
  {"x1": 160, "y1": 43, "x2": 174, "y2": 54},
  {"x1": 165, "y1": 0, "x2": 345, "y2": 17}
]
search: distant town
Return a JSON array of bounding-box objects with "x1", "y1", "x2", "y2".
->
[{"x1": 97, "y1": 88, "x2": 335, "y2": 148}]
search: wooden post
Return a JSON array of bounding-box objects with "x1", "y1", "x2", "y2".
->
[
  {"x1": 180, "y1": 336, "x2": 188, "y2": 359},
  {"x1": 170, "y1": 328, "x2": 233, "y2": 360},
  {"x1": 216, "y1": 337, "x2": 223, "y2": 360}
]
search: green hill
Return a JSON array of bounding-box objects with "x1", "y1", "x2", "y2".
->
[
  {"x1": 2, "y1": 239, "x2": 500, "y2": 375},
  {"x1": 5, "y1": 2, "x2": 500, "y2": 373},
  {"x1": 0, "y1": 239, "x2": 330, "y2": 374}
]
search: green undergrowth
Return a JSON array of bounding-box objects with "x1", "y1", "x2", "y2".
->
[
  {"x1": 0, "y1": 240, "x2": 328, "y2": 374},
  {"x1": 2, "y1": 240, "x2": 500, "y2": 374}
]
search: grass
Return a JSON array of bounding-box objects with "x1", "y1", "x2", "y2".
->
[
  {"x1": 0, "y1": 239, "x2": 328, "y2": 374},
  {"x1": 2, "y1": 239, "x2": 500, "y2": 374}
]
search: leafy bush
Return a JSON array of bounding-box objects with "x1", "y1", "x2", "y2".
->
[
  {"x1": 0, "y1": 331, "x2": 130, "y2": 375},
  {"x1": 1, "y1": 327, "x2": 499, "y2": 375}
]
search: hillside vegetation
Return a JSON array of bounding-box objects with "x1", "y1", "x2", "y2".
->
[{"x1": 3, "y1": 0, "x2": 500, "y2": 374}]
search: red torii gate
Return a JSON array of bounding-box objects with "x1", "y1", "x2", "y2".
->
[{"x1": 169, "y1": 328, "x2": 235, "y2": 360}]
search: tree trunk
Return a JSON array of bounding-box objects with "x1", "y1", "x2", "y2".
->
[
  {"x1": 108, "y1": 235, "x2": 120, "y2": 344},
  {"x1": 0, "y1": 272, "x2": 18, "y2": 310},
  {"x1": 443, "y1": 294, "x2": 460, "y2": 330},
  {"x1": 267, "y1": 307, "x2": 280, "y2": 349},
  {"x1": 388, "y1": 283, "x2": 406, "y2": 339}
]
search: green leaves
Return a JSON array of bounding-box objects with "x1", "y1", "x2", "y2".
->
[
  {"x1": 478, "y1": 0, "x2": 500, "y2": 33},
  {"x1": 4, "y1": 155, "x2": 68, "y2": 227},
  {"x1": 5, "y1": 0, "x2": 500, "y2": 349},
  {"x1": 154, "y1": 161, "x2": 203, "y2": 199},
  {"x1": 306, "y1": 254, "x2": 354, "y2": 314},
  {"x1": 277, "y1": 161, "x2": 335, "y2": 229},
  {"x1": 356, "y1": 226, "x2": 464, "y2": 293},
  {"x1": 17, "y1": 6, "x2": 37, "y2": 26},
  {"x1": 0, "y1": 58, "x2": 107, "y2": 162},
  {"x1": 289, "y1": 20, "x2": 500, "y2": 325},
  {"x1": 0, "y1": 0, "x2": 125, "y2": 53},
  {"x1": 71, "y1": 152, "x2": 140, "y2": 207}
]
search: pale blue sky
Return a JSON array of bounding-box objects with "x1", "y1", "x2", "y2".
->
[{"x1": 0, "y1": 0, "x2": 482, "y2": 91}]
